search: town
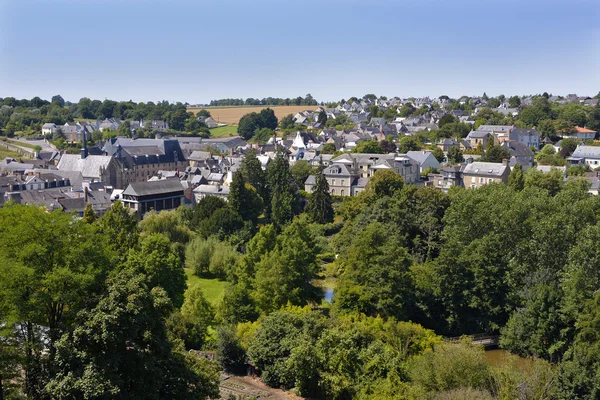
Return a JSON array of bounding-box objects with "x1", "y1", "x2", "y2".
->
[{"x1": 1, "y1": 93, "x2": 599, "y2": 216}]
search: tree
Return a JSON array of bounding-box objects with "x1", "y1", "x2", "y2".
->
[
  {"x1": 447, "y1": 146, "x2": 464, "y2": 164},
  {"x1": 267, "y1": 151, "x2": 298, "y2": 229},
  {"x1": 253, "y1": 127, "x2": 274, "y2": 143},
  {"x1": 253, "y1": 219, "x2": 322, "y2": 313},
  {"x1": 228, "y1": 171, "x2": 263, "y2": 224},
  {"x1": 438, "y1": 114, "x2": 457, "y2": 128},
  {"x1": 280, "y1": 113, "x2": 295, "y2": 129},
  {"x1": 335, "y1": 222, "x2": 415, "y2": 320},
  {"x1": 197, "y1": 109, "x2": 211, "y2": 118},
  {"x1": 97, "y1": 201, "x2": 139, "y2": 262},
  {"x1": 524, "y1": 168, "x2": 564, "y2": 196},
  {"x1": 481, "y1": 141, "x2": 510, "y2": 163},
  {"x1": 0, "y1": 205, "x2": 110, "y2": 396},
  {"x1": 380, "y1": 139, "x2": 397, "y2": 153},
  {"x1": 290, "y1": 160, "x2": 313, "y2": 188},
  {"x1": 45, "y1": 269, "x2": 220, "y2": 400},
  {"x1": 240, "y1": 149, "x2": 269, "y2": 209},
  {"x1": 259, "y1": 107, "x2": 278, "y2": 130},
  {"x1": 508, "y1": 95, "x2": 521, "y2": 108},
  {"x1": 216, "y1": 325, "x2": 247, "y2": 373},
  {"x1": 51, "y1": 94, "x2": 65, "y2": 107},
  {"x1": 238, "y1": 112, "x2": 261, "y2": 140},
  {"x1": 537, "y1": 119, "x2": 556, "y2": 139},
  {"x1": 367, "y1": 169, "x2": 404, "y2": 198},
  {"x1": 508, "y1": 163, "x2": 525, "y2": 191},
  {"x1": 126, "y1": 233, "x2": 186, "y2": 308},
  {"x1": 321, "y1": 143, "x2": 337, "y2": 154},
  {"x1": 398, "y1": 136, "x2": 421, "y2": 153},
  {"x1": 180, "y1": 196, "x2": 228, "y2": 232},
  {"x1": 353, "y1": 139, "x2": 383, "y2": 154},
  {"x1": 305, "y1": 164, "x2": 334, "y2": 224},
  {"x1": 82, "y1": 202, "x2": 97, "y2": 223},
  {"x1": 317, "y1": 110, "x2": 327, "y2": 125},
  {"x1": 432, "y1": 147, "x2": 445, "y2": 163}
]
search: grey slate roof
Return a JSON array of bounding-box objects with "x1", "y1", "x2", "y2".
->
[
  {"x1": 122, "y1": 180, "x2": 184, "y2": 197},
  {"x1": 463, "y1": 162, "x2": 508, "y2": 177},
  {"x1": 57, "y1": 154, "x2": 113, "y2": 179}
]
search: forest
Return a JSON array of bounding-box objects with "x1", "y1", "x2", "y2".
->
[{"x1": 2, "y1": 146, "x2": 600, "y2": 399}]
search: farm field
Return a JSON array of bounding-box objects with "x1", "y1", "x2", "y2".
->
[{"x1": 188, "y1": 105, "x2": 319, "y2": 125}]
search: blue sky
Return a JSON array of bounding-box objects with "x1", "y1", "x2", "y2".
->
[{"x1": 0, "y1": 0, "x2": 598, "y2": 104}]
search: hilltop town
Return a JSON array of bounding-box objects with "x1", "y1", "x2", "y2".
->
[{"x1": 1, "y1": 92, "x2": 599, "y2": 214}]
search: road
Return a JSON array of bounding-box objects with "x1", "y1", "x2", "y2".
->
[{"x1": 11, "y1": 137, "x2": 57, "y2": 153}]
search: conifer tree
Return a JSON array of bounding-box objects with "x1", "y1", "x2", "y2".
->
[
  {"x1": 267, "y1": 150, "x2": 298, "y2": 229},
  {"x1": 508, "y1": 163, "x2": 525, "y2": 191},
  {"x1": 228, "y1": 170, "x2": 246, "y2": 218},
  {"x1": 82, "y1": 202, "x2": 97, "y2": 224},
  {"x1": 241, "y1": 149, "x2": 269, "y2": 207},
  {"x1": 306, "y1": 163, "x2": 334, "y2": 224}
]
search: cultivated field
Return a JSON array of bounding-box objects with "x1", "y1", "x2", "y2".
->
[{"x1": 188, "y1": 105, "x2": 319, "y2": 125}]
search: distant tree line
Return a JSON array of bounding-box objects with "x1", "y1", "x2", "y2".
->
[{"x1": 208, "y1": 94, "x2": 319, "y2": 107}]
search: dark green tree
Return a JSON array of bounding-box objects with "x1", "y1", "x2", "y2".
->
[
  {"x1": 259, "y1": 107, "x2": 278, "y2": 130},
  {"x1": 366, "y1": 169, "x2": 404, "y2": 198},
  {"x1": 279, "y1": 113, "x2": 295, "y2": 129},
  {"x1": 238, "y1": 112, "x2": 261, "y2": 140},
  {"x1": 317, "y1": 110, "x2": 328, "y2": 125},
  {"x1": 82, "y1": 202, "x2": 97, "y2": 224},
  {"x1": 267, "y1": 151, "x2": 298, "y2": 229},
  {"x1": 508, "y1": 163, "x2": 525, "y2": 191},
  {"x1": 97, "y1": 201, "x2": 139, "y2": 262},
  {"x1": 45, "y1": 270, "x2": 220, "y2": 400},
  {"x1": 290, "y1": 160, "x2": 313, "y2": 188},
  {"x1": 228, "y1": 171, "x2": 263, "y2": 224},
  {"x1": 352, "y1": 139, "x2": 383, "y2": 154},
  {"x1": 253, "y1": 219, "x2": 322, "y2": 313},
  {"x1": 432, "y1": 146, "x2": 445, "y2": 163},
  {"x1": 126, "y1": 233, "x2": 187, "y2": 308},
  {"x1": 306, "y1": 164, "x2": 334, "y2": 224},
  {"x1": 447, "y1": 146, "x2": 464, "y2": 164}
]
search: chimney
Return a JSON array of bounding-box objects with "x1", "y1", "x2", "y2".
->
[
  {"x1": 84, "y1": 186, "x2": 88, "y2": 202},
  {"x1": 5, "y1": 192, "x2": 21, "y2": 204},
  {"x1": 467, "y1": 157, "x2": 474, "y2": 164},
  {"x1": 503, "y1": 158, "x2": 509, "y2": 167},
  {"x1": 81, "y1": 128, "x2": 88, "y2": 159}
]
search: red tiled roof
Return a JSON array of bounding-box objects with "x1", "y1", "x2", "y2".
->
[{"x1": 575, "y1": 126, "x2": 597, "y2": 133}]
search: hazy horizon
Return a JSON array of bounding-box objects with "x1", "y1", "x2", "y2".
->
[{"x1": 1, "y1": 0, "x2": 598, "y2": 104}]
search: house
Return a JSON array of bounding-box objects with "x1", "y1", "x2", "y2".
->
[
  {"x1": 437, "y1": 138, "x2": 460, "y2": 152},
  {"x1": 466, "y1": 130, "x2": 493, "y2": 149},
  {"x1": 406, "y1": 150, "x2": 441, "y2": 173},
  {"x1": 120, "y1": 180, "x2": 185, "y2": 215},
  {"x1": 42, "y1": 123, "x2": 57, "y2": 136},
  {"x1": 462, "y1": 160, "x2": 511, "y2": 189},
  {"x1": 428, "y1": 165, "x2": 464, "y2": 192},
  {"x1": 305, "y1": 163, "x2": 354, "y2": 197},
  {"x1": 501, "y1": 141, "x2": 534, "y2": 169},
  {"x1": 370, "y1": 155, "x2": 420, "y2": 184},
  {"x1": 192, "y1": 184, "x2": 230, "y2": 202},
  {"x1": 567, "y1": 145, "x2": 600, "y2": 168},
  {"x1": 509, "y1": 128, "x2": 540, "y2": 149},
  {"x1": 558, "y1": 126, "x2": 597, "y2": 140},
  {"x1": 58, "y1": 153, "x2": 121, "y2": 188},
  {"x1": 198, "y1": 116, "x2": 219, "y2": 128}
]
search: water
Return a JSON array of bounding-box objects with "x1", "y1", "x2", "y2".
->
[
  {"x1": 324, "y1": 288, "x2": 334, "y2": 303},
  {"x1": 484, "y1": 349, "x2": 536, "y2": 372}
]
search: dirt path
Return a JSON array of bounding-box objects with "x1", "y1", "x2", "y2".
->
[{"x1": 220, "y1": 374, "x2": 304, "y2": 399}]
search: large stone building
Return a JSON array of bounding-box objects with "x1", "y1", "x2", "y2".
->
[{"x1": 304, "y1": 152, "x2": 420, "y2": 197}]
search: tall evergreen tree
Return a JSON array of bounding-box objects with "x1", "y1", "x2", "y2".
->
[
  {"x1": 228, "y1": 170, "x2": 246, "y2": 218},
  {"x1": 317, "y1": 110, "x2": 327, "y2": 125},
  {"x1": 306, "y1": 163, "x2": 334, "y2": 224},
  {"x1": 82, "y1": 202, "x2": 97, "y2": 224},
  {"x1": 508, "y1": 163, "x2": 525, "y2": 191},
  {"x1": 241, "y1": 149, "x2": 269, "y2": 207},
  {"x1": 267, "y1": 151, "x2": 298, "y2": 229}
]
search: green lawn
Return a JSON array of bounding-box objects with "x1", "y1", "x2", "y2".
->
[
  {"x1": 3, "y1": 138, "x2": 38, "y2": 150},
  {"x1": 209, "y1": 125, "x2": 238, "y2": 138},
  {"x1": 184, "y1": 268, "x2": 228, "y2": 305}
]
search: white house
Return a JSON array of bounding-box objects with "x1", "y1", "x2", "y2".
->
[
  {"x1": 42, "y1": 123, "x2": 57, "y2": 136},
  {"x1": 406, "y1": 150, "x2": 441, "y2": 174}
]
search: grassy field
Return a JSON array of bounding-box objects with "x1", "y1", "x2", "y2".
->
[
  {"x1": 188, "y1": 105, "x2": 319, "y2": 125},
  {"x1": 209, "y1": 125, "x2": 238, "y2": 138},
  {"x1": 184, "y1": 268, "x2": 228, "y2": 306},
  {"x1": 0, "y1": 148, "x2": 24, "y2": 159}
]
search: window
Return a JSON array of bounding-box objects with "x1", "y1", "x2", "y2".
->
[
  {"x1": 332, "y1": 179, "x2": 336, "y2": 186},
  {"x1": 480, "y1": 177, "x2": 484, "y2": 183},
  {"x1": 341, "y1": 179, "x2": 345, "y2": 185},
  {"x1": 340, "y1": 190, "x2": 345, "y2": 196},
  {"x1": 489, "y1": 178, "x2": 493, "y2": 183},
  {"x1": 472, "y1": 177, "x2": 476, "y2": 183}
]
